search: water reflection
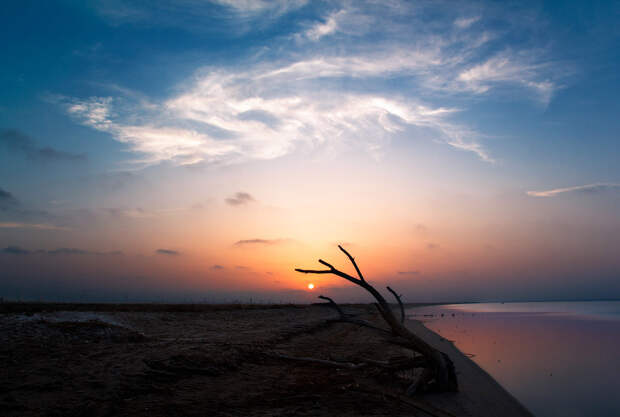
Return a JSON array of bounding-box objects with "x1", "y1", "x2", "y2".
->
[{"x1": 408, "y1": 301, "x2": 620, "y2": 417}]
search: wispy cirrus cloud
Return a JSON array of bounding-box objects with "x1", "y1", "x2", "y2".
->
[
  {"x1": 213, "y1": 0, "x2": 307, "y2": 17},
  {"x1": 456, "y1": 53, "x2": 555, "y2": 103},
  {"x1": 60, "y1": 74, "x2": 488, "y2": 166},
  {"x1": 454, "y1": 16, "x2": 480, "y2": 29},
  {"x1": 59, "y1": 1, "x2": 562, "y2": 167},
  {"x1": 527, "y1": 183, "x2": 620, "y2": 197},
  {"x1": 305, "y1": 9, "x2": 345, "y2": 41},
  {"x1": 94, "y1": 0, "x2": 308, "y2": 33}
]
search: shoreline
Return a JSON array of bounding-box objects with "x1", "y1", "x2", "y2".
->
[{"x1": 406, "y1": 317, "x2": 534, "y2": 417}]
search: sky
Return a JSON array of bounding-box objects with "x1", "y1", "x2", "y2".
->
[{"x1": 1, "y1": 0, "x2": 619, "y2": 303}]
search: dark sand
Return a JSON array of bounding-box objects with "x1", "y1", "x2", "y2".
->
[{"x1": 0, "y1": 304, "x2": 532, "y2": 416}]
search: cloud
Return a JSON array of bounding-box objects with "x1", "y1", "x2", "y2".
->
[
  {"x1": 47, "y1": 248, "x2": 89, "y2": 255},
  {"x1": 0, "y1": 187, "x2": 56, "y2": 221},
  {"x1": 210, "y1": 264, "x2": 225, "y2": 270},
  {"x1": 0, "y1": 129, "x2": 86, "y2": 162},
  {"x1": 94, "y1": 0, "x2": 308, "y2": 34},
  {"x1": 234, "y1": 238, "x2": 290, "y2": 246},
  {"x1": 213, "y1": 0, "x2": 308, "y2": 17},
  {"x1": 225, "y1": 192, "x2": 255, "y2": 206},
  {"x1": 61, "y1": 74, "x2": 490, "y2": 165},
  {"x1": 59, "y1": 2, "x2": 562, "y2": 166},
  {"x1": 0, "y1": 246, "x2": 122, "y2": 255},
  {"x1": 0, "y1": 187, "x2": 19, "y2": 210},
  {"x1": 454, "y1": 16, "x2": 480, "y2": 29},
  {"x1": 1, "y1": 246, "x2": 30, "y2": 255},
  {"x1": 427, "y1": 243, "x2": 439, "y2": 250},
  {"x1": 527, "y1": 183, "x2": 620, "y2": 197},
  {"x1": 156, "y1": 249, "x2": 181, "y2": 255},
  {"x1": 103, "y1": 207, "x2": 156, "y2": 219},
  {"x1": 0, "y1": 222, "x2": 69, "y2": 231},
  {"x1": 456, "y1": 53, "x2": 556, "y2": 104},
  {"x1": 305, "y1": 9, "x2": 345, "y2": 41},
  {"x1": 398, "y1": 270, "x2": 420, "y2": 275},
  {"x1": 0, "y1": 188, "x2": 16, "y2": 201}
]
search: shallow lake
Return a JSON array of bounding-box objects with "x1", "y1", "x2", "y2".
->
[{"x1": 408, "y1": 301, "x2": 620, "y2": 417}]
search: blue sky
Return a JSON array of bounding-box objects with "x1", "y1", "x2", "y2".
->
[
  {"x1": 1, "y1": 0, "x2": 619, "y2": 302},
  {"x1": 2, "y1": 1, "x2": 618, "y2": 173}
]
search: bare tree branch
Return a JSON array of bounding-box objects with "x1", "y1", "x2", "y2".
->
[
  {"x1": 294, "y1": 244, "x2": 458, "y2": 393},
  {"x1": 387, "y1": 286, "x2": 405, "y2": 324},
  {"x1": 318, "y1": 259, "x2": 335, "y2": 269},
  {"x1": 338, "y1": 244, "x2": 366, "y2": 282},
  {"x1": 272, "y1": 353, "x2": 367, "y2": 369},
  {"x1": 319, "y1": 295, "x2": 391, "y2": 335},
  {"x1": 318, "y1": 295, "x2": 345, "y2": 318},
  {"x1": 272, "y1": 353, "x2": 428, "y2": 372},
  {"x1": 295, "y1": 268, "x2": 332, "y2": 274}
]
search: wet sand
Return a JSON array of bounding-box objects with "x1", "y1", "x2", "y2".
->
[{"x1": 1, "y1": 303, "x2": 532, "y2": 416}]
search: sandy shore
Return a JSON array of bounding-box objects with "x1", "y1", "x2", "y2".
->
[{"x1": 0, "y1": 303, "x2": 532, "y2": 416}]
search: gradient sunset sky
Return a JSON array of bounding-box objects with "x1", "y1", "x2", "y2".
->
[{"x1": 1, "y1": 0, "x2": 619, "y2": 303}]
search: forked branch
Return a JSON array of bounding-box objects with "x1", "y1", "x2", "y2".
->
[
  {"x1": 337, "y1": 245, "x2": 366, "y2": 282},
  {"x1": 295, "y1": 244, "x2": 458, "y2": 393}
]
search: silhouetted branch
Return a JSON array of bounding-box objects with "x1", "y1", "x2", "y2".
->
[
  {"x1": 319, "y1": 295, "x2": 391, "y2": 335},
  {"x1": 386, "y1": 286, "x2": 405, "y2": 324},
  {"x1": 272, "y1": 354, "x2": 428, "y2": 372},
  {"x1": 338, "y1": 244, "x2": 365, "y2": 282},
  {"x1": 295, "y1": 268, "x2": 332, "y2": 274},
  {"x1": 318, "y1": 295, "x2": 345, "y2": 318},
  {"x1": 295, "y1": 244, "x2": 458, "y2": 394},
  {"x1": 272, "y1": 353, "x2": 367, "y2": 369}
]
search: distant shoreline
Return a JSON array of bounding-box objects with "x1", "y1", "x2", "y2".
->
[{"x1": 3, "y1": 298, "x2": 619, "y2": 314}]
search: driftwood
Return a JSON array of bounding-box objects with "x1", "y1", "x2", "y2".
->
[
  {"x1": 272, "y1": 353, "x2": 368, "y2": 369},
  {"x1": 386, "y1": 286, "x2": 405, "y2": 324},
  {"x1": 318, "y1": 295, "x2": 391, "y2": 335},
  {"x1": 272, "y1": 352, "x2": 428, "y2": 371},
  {"x1": 295, "y1": 245, "x2": 458, "y2": 394}
]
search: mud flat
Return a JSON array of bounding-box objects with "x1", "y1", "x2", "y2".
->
[{"x1": 1, "y1": 303, "x2": 532, "y2": 416}]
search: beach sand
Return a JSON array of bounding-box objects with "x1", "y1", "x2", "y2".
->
[{"x1": 0, "y1": 304, "x2": 532, "y2": 416}]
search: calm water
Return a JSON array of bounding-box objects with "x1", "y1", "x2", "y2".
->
[{"x1": 407, "y1": 301, "x2": 620, "y2": 417}]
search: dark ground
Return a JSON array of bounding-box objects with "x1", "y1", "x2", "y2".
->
[{"x1": 0, "y1": 303, "x2": 531, "y2": 417}]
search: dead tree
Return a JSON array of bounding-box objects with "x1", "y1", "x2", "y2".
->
[{"x1": 295, "y1": 245, "x2": 458, "y2": 393}]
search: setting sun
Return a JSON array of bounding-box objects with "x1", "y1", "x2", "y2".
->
[{"x1": 307, "y1": 283, "x2": 315, "y2": 290}]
